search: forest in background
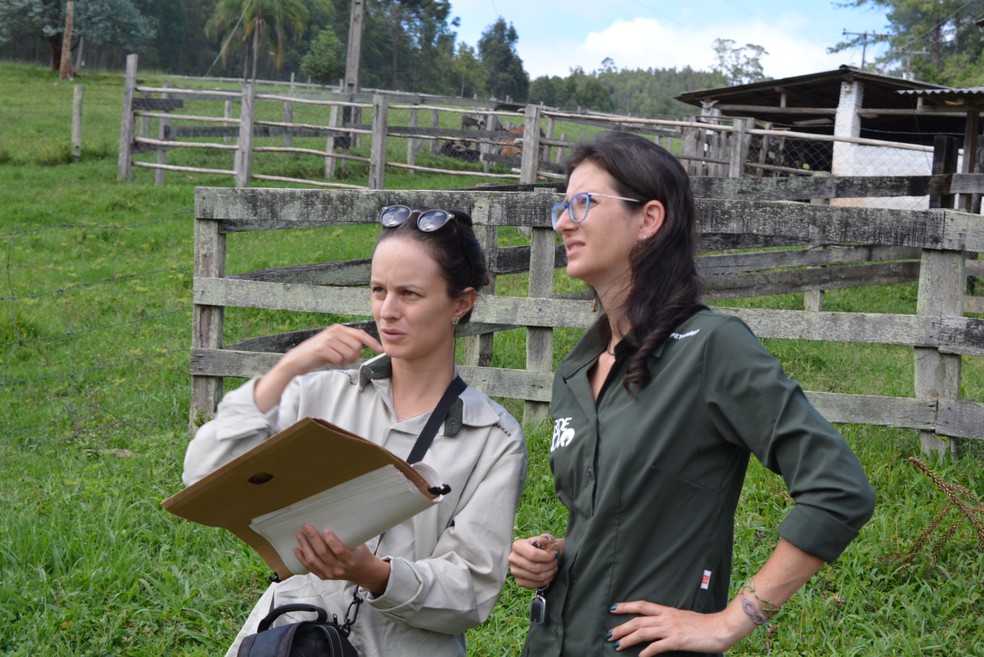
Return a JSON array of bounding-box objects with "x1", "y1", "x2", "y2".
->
[{"x1": 2, "y1": 0, "x2": 984, "y2": 120}]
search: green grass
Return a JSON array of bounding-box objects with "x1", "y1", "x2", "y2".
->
[{"x1": 2, "y1": 60, "x2": 983, "y2": 656}]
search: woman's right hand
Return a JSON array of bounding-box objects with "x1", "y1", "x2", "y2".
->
[
  {"x1": 280, "y1": 325, "x2": 383, "y2": 376},
  {"x1": 254, "y1": 325, "x2": 383, "y2": 412},
  {"x1": 508, "y1": 533, "x2": 563, "y2": 590}
]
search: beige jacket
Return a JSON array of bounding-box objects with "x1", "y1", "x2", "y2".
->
[{"x1": 183, "y1": 355, "x2": 527, "y2": 657}]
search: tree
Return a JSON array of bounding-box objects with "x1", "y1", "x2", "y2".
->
[
  {"x1": 205, "y1": 0, "x2": 310, "y2": 82},
  {"x1": 712, "y1": 38, "x2": 768, "y2": 85},
  {"x1": 301, "y1": 24, "x2": 345, "y2": 84},
  {"x1": 0, "y1": 0, "x2": 154, "y2": 71},
  {"x1": 357, "y1": 0, "x2": 456, "y2": 93},
  {"x1": 829, "y1": 0, "x2": 984, "y2": 84},
  {"x1": 451, "y1": 43, "x2": 487, "y2": 98},
  {"x1": 478, "y1": 18, "x2": 529, "y2": 101}
]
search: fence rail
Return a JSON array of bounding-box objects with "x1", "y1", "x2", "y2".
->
[
  {"x1": 118, "y1": 55, "x2": 939, "y2": 195},
  {"x1": 190, "y1": 174, "x2": 984, "y2": 459}
]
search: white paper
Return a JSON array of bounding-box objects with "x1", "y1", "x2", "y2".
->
[{"x1": 249, "y1": 464, "x2": 440, "y2": 575}]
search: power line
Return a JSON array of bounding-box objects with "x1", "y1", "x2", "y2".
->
[{"x1": 842, "y1": 29, "x2": 889, "y2": 68}]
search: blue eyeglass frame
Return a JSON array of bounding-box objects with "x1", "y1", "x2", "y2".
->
[
  {"x1": 380, "y1": 205, "x2": 457, "y2": 232},
  {"x1": 550, "y1": 192, "x2": 641, "y2": 230}
]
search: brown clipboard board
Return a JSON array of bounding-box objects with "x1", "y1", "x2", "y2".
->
[{"x1": 162, "y1": 417, "x2": 440, "y2": 579}]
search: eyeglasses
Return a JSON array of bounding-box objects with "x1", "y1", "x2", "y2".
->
[
  {"x1": 380, "y1": 205, "x2": 460, "y2": 232},
  {"x1": 550, "y1": 192, "x2": 641, "y2": 230}
]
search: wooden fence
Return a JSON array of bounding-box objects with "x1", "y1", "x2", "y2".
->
[
  {"x1": 118, "y1": 54, "x2": 932, "y2": 190},
  {"x1": 189, "y1": 173, "x2": 984, "y2": 458}
]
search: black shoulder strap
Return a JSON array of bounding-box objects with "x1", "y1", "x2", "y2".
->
[{"x1": 406, "y1": 375, "x2": 467, "y2": 465}]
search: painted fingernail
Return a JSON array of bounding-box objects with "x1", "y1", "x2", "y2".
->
[
  {"x1": 613, "y1": 641, "x2": 620, "y2": 650},
  {"x1": 604, "y1": 631, "x2": 612, "y2": 640},
  {"x1": 609, "y1": 604, "x2": 617, "y2": 612}
]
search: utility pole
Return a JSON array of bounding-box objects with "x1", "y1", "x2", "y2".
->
[
  {"x1": 842, "y1": 29, "x2": 889, "y2": 69},
  {"x1": 345, "y1": 0, "x2": 365, "y2": 94}
]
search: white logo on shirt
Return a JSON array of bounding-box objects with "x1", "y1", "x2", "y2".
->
[
  {"x1": 670, "y1": 329, "x2": 700, "y2": 340},
  {"x1": 551, "y1": 417, "x2": 576, "y2": 452}
]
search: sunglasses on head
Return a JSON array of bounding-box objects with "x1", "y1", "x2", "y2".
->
[{"x1": 379, "y1": 205, "x2": 461, "y2": 232}]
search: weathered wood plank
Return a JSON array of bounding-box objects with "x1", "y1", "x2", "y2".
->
[
  {"x1": 132, "y1": 97, "x2": 184, "y2": 111},
  {"x1": 233, "y1": 260, "x2": 371, "y2": 286},
  {"x1": 699, "y1": 245, "x2": 919, "y2": 276},
  {"x1": 195, "y1": 278, "x2": 372, "y2": 315},
  {"x1": 697, "y1": 200, "x2": 946, "y2": 249},
  {"x1": 190, "y1": 348, "x2": 555, "y2": 402},
  {"x1": 705, "y1": 261, "x2": 920, "y2": 299},
  {"x1": 166, "y1": 125, "x2": 346, "y2": 139},
  {"x1": 195, "y1": 188, "x2": 558, "y2": 231},
  {"x1": 804, "y1": 391, "x2": 938, "y2": 430},
  {"x1": 190, "y1": 218, "x2": 226, "y2": 429},
  {"x1": 195, "y1": 187, "x2": 982, "y2": 251},
  {"x1": 937, "y1": 399, "x2": 984, "y2": 441},
  {"x1": 692, "y1": 175, "x2": 940, "y2": 201}
]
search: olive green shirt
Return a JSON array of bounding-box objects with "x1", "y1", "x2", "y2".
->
[{"x1": 523, "y1": 310, "x2": 875, "y2": 657}]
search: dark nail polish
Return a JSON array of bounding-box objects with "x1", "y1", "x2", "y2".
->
[
  {"x1": 609, "y1": 604, "x2": 617, "y2": 611},
  {"x1": 613, "y1": 641, "x2": 620, "y2": 650},
  {"x1": 604, "y1": 631, "x2": 612, "y2": 640}
]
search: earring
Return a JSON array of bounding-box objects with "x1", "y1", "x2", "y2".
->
[{"x1": 452, "y1": 317, "x2": 460, "y2": 326}]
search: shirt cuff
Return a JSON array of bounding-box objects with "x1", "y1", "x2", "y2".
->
[
  {"x1": 365, "y1": 556, "x2": 420, "y2": 618},
  {"x1": 777, "y1": 503, "x2": 863, "y2": 563}
]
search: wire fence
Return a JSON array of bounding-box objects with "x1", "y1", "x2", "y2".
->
[{"x1": 1, "y1": 212, "x2": 195, "y2": 447}]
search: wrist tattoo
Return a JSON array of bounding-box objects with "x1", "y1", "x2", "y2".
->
[
  {"x1": 740, "y1": 593, "x2": 770, "y2": 626},
  {"x1": 741, "y1": 577, "x2": 782, "y2": 617}
]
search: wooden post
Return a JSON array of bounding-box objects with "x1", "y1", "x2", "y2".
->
[
  {"x1": 325, "y1": 103, "x2": 340, "y2": 179},
  {"x1": 155, "y1": 83, "x2": 169, "y2": 185},
  {"x1": 463, "y1": 208, "x2": 497, "y2": 369},
  {"x1": 915, "y1": 135, "x2": 964, "y2": 459},
  {"x1": 71, "y1": 85, "x2": 83, "y2": 162},
  {"x1": 520, "y1": 106, "x2": 552, "y2": 423},
  {"x1": 224, "y1": 100, "x2": 233, "y2": 143},
  {"x1": 519, "y1": 104, "x2": 542, "y2": 184},
  {"x1": 728, "y1": 118, "x2": 750, "y2": 178},
  {"x1": 59, "y1": 0, "x2": 74, "y2": 80},
  {"x1": 480, "y1": 109, "x2": 496, "y2": 173},
  {"x1": 544, "y1": 115, "x2": 555, "y2": 163},
  {"x1": 680, "y1": 123, "x2": 699, "y2": 177},
  {"x1": 235, "y1": 83, "x2": 255, "y2": 188},
  {"x1": 282, "y1": 99, "x2": 294, "y2": 149},
  {"x1": 369, "y1": 94, "x2": 388, "y2": 190},
  {"x1": 430, "y1": 109, "x2": 440, "y2": 154},
  {"x1": 525, "y1": 189, "x2": 556, "y2": 427},
  {"x1": 189, "y1": 214, "x2": 226, "y2": 433},
  {"x1": 406, "y1": 105, "x2": 418, "y2": 169},
  {"x1": 117, "y1": 54, "x2": 138, "y2": 182}
]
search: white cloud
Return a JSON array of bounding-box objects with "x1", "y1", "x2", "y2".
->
[{"x1": 517, "y1": 15, "x2": 867, "y2": 81}]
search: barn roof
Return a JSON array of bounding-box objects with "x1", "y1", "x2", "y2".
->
[{"x1": 675, "y1": 65, "x2": 968, "y2": 146}]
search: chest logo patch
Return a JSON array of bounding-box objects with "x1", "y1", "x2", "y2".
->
[{"x1": 551, "y1": 417, "x2": 576, "y2": 452}]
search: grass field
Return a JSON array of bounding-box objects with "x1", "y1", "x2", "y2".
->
[{"x1": 1, "y1": 61, "x2": 983, "y2": 656}]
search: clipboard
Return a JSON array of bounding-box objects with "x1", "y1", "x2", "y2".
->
[{"x1": 162, "y1": 417, "x2": 446, "y2": 579}]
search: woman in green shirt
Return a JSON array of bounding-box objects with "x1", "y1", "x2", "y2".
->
[{"x1": 508, "y1": 131, "x2": 875, "y2": 657}]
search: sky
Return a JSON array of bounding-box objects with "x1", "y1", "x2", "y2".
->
[{"x1": 446, "y1": 0, "x2": 893, "y2": 80}]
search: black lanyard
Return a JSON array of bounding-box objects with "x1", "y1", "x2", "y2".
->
[{"x1": 405, "y1": 375, "x2": 467, "y2": 478}]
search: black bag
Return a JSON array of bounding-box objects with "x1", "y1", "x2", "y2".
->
[{"x1": 237, "y1": 603, "x2": 359, "y2": 657}]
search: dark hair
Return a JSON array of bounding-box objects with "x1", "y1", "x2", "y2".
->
[
  {"x1": 565, "y1": 131, "x2": 706, "y2": 392},
  {"x1": 376, "y1": 209, "x2": 490, "y2": 324}
]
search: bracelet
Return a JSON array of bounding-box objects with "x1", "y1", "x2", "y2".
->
[
  {"x1": 739, "y1": 594, "x2": 770, "y2": 626},
  {"x1": 740, "y1": 578, "x2": 782, "y2": 617}
]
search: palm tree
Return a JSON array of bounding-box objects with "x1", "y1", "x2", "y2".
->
[{"x1": 206, "y1": 0, "x2": 309, "y2": 82}]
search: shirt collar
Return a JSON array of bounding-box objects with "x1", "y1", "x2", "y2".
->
[{"x1": 357, "y1": 353, "x2": 501, "y2": 434}]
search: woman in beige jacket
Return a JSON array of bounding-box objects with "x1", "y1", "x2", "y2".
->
[{"x1": 183, "y1": 206, "x2": 527, "y2": 657}]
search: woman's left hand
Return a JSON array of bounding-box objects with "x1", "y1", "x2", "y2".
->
[
  {"x1": 607, "y1": 600, "x2": 746, "y2": 656},
  {"x1": 293, "y1": 523, "x2": 391, "y2": 594}
]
